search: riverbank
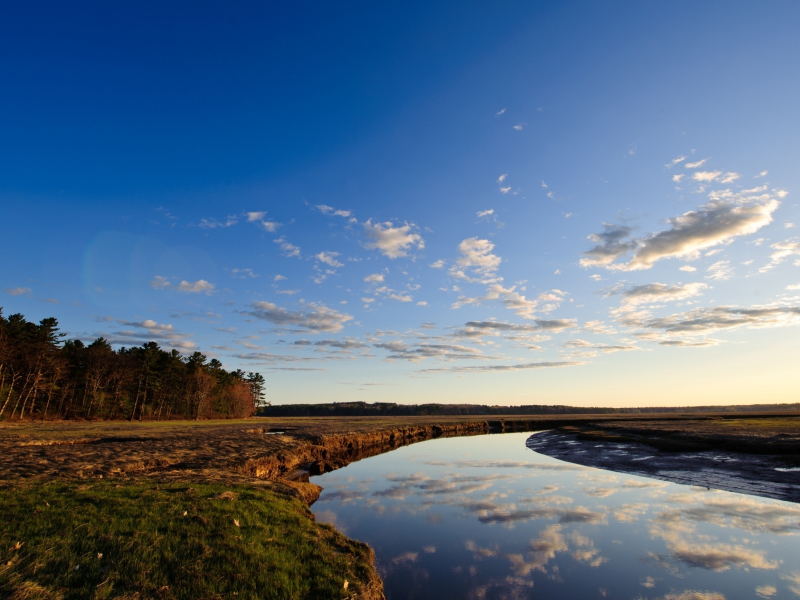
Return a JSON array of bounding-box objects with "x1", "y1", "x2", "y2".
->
[{"x1": 1, "y1": 412, "x2": 798, "y2": 598}]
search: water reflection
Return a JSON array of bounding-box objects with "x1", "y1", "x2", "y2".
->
[{"x1": 312, "y1": 432, "x2": 800, "y2": 600}]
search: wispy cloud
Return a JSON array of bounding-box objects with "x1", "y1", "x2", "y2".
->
[
  {"x1": 609, "y1": 282, "x2": 708, "y2": 306},
  {"x1": 420, "y1": 360, "x2": 584, "y2": 374},
  {"x1": 150, "y1": 276, "x2": 215, "y2": 294},
  {"x1": 245, "y1": 300, "x2": 353, "y2": 333},
  {"x1": 759, "y1": 239, "x2": 800, "y2": 273},
  {"x1": 4, "y1": 287, "x2": 32, "y2": 296},
  {"x1": 666, "y1": 156, "x2": 686, "y2": 168},
  {"x1": 706, "y1": 260, "x2": 733, "y2": 281},
  {"x1": 199, "y1": 215, "x2": 238, "y2": 229},
  {"x1": 316, "y1": 204, "x2": 352, "y2": 218},
  {"x1": 274, "y1": 236, "x2": 301, "y2": 258},
  {"x1": 685, "y1": 158, "x2": 708, "y2": 169}
]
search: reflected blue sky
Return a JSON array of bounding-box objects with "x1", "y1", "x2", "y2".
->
[{"x1": 312, "y1": 433, "x2": 800, "y2": 599}]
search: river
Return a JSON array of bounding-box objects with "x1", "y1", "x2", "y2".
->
[{"x1": 311, "y1": 431, "x2": 800, "y2": 600}]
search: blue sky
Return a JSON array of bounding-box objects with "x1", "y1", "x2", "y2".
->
[{"x1": 2, "y1": 1, "x2": 799, "y2": 406}]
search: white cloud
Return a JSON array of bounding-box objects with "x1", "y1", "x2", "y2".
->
[
  {"x1": 672, "y1": 174, "x2": 685, "y2": 183},
  {"x1": 666, "y1": 156, "x2": 687, "y2": 168},
  {"x1": 389, "y1": 293, "x2": 413, "y2": 302},
  {"x1": 685, "y1": 158, "x2": 708, "y2": 169},
  {"x1": 692, "y1": 170, "x2": 723, "y2": 182},
  {"x1": 496, "y1": 108, "x2": 506, "y2": 116},
  {"x1": 361, "y1": 297, "x2": 375, "y2": 304},
  {"x1": 449, "y1": 238, "x2": 502, "y2": 284},
  {"x1": 787, "y1": 223, "x2": 796, "y2": 229},
  {"x1": 316, "y1": 251, "x2": 343, "y2": 268},
  {"x1": 788, "y1": 283, "x2": 800, "y2": 290},
  {"x1": 477, "y1": 209, "x2": 494, "y2": 218},
  {"x1": 541, "y1": 181, "x2": 548, "y2": 188},
  {"x1": 582, "y1": 187, "x2": 779, "y2": 271},
  {"x1": 497, "y1": 174, "x2": 507, "y2": 184},
  {"x1": 417, "y1": 301, "x2": 428, "y2": 306},
  {"x1": 247, "y1": 211, "x2": 267, "y2": 222},
  {"x1": 316, "y1": 204, "x2": 352, "y2": 218},
  {"x1": 274, "y1": 236, "x2": 301, "y2": 258},
  {"x1": 679, "y1": 265, "x2": 697, "y2": 272},
  {"x1": 430, "y1": 259, "x2": 445, "y2": 269},
  {"x1": 363, "y1": 220, "x2": 424, "y2": 259},
  {"x1": 274, "y1": 274, "x2": 287, "y2": 281},
  {"x1": 755, "y1": 585, "x2": 776, "y2": 599},
  {"x1": 500, "y1": 186, "x2": 511, "y2": 194},
  {"x1": 457, "y1": 238, "x2": 500, "y2": 269},
  {"x1": 150, "y1": 277, "x2": 215, "y2": 294},
  {"x1": 261, "y1": 220, "x2": 282, "y2": 232},
  {"x1": 755, "y1": 170, "x2": 768, "y2": 178},
  {"x1": 513, "y1": 123, "x2": 525, "y2": 131},
  {"x1": 246, "y1": 300, "x2": 353, "y2": 333},
  {"x1": 5, "y1": 287, "x2": 32, "y2": 296},
  {"x1": 364, "y1": 273, "x2": 385, "y2": 283},
  {"x1": 706, "y1": 260, "x2": 733, "y2": 281},
  {"x1": 178, "y1": 280, "x2": 215, "y2": 293}
]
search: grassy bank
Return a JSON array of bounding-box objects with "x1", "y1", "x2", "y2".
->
[{"x1": 0, "y1": 481, "x2": 378, "y2": 600}]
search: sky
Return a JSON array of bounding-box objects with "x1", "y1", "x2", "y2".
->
[{"x1": 1, "y1": 1, "x2": 799, "y2": 407}]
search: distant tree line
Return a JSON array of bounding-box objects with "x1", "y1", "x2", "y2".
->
[
  {"x1": 0, "y1": 310, "x2": 266, "y2": 420},
  {"x1": 260, "y1": 400, "x2": 800, "y2": 417}
]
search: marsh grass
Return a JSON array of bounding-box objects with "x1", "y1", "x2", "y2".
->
[{"x1": 0, "y1": 481, "x2": 373, "y2": 599}]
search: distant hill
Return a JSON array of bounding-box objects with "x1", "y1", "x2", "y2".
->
[{"x1": 259, "y1": 401, "x2": 800, "y2": 417}]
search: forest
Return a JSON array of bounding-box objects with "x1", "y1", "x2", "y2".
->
[
  {"x1": 260, "y1": 401, "x2": 800, "y2": 417},
  {"x1": 0, "y1": 310, "x2": 265, "y2": 420}
]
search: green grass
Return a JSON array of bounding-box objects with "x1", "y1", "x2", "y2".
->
[{"x1": 0, "y1": 481, "x2": 375, "y2": 599}]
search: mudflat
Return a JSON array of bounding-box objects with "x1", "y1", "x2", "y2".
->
[{"x1": 528, "y1": 416, "x2": 800, "y2": 502}]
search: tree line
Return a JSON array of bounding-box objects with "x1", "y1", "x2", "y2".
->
[
  {"x1": 260, "y1": 400, "x2": 800, "y2": 417},
  {"x1": 0, "y1": 310, "x2": 266, "y2": 420}
]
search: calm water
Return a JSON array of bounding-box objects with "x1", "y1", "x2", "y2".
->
[{"x1": 311, "y1": 432, "x2": 800, "y2": 600}]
